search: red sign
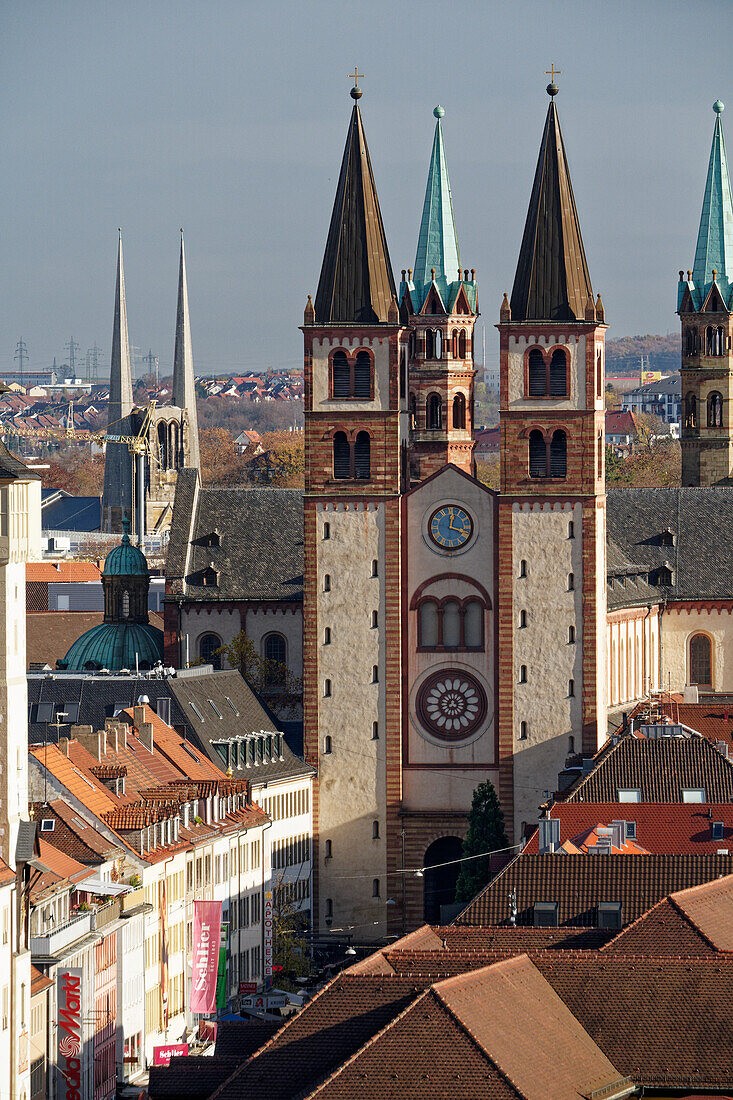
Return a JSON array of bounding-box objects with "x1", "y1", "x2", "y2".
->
[
  {"x1": 153, "y1": 1044, "x2": 188, "y2": 1067},
  {"x1": 238, "y1": 982, "x2": 257, "y2": 995},
  {"x1": 191, "y1": 900, "x2": 222, "y2": 1014},
  {"x1": 264, "y1": 890, "x2": 274, "y2": 980},
  {"x1": 57, "y1": 968, "x2": 83, "y2": 1100}
]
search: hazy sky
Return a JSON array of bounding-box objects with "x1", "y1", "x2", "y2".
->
[{"x1": 1, "y1": 0, "x2": 731, "y2": 379}]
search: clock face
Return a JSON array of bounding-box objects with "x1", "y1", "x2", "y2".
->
[
  {"x1": 429, "y1": 505, "x2": 473, "y2": 550},
  {"x1": 416, "y1": 670, "x2": 488, "y2": 742}
]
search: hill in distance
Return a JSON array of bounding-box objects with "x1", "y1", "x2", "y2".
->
[{"x1": 605, "y1": 333, "x2": 680, "y2": 375}]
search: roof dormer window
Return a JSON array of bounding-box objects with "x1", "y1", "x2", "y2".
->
[
  {"x1": 201, "y1": 564, "x2": 219, "y2": 587},
  {"x1": 204, "y1": 530, "x2": 220, "y2": 548}
]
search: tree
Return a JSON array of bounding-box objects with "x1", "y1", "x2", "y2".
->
[
  {"x1": 272, "y1": 878, "x2": 311, "y2": 989},
  {"x1": 216, "y1": 630, "x2": 302, "y2": 718},
  {"x1": 199, "y1": 426, "x2": 243, "y2": 485},
  {"x1": 258, "y1": 430, "x2": 304, "y2": 487},
  {"x1": 455, "y1": 779, "x2": 508, "y2": 904}
]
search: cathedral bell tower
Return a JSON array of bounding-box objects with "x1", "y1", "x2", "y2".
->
[
  {"x1": 497, "y1": 83, "x2": 607, "y2": 839},
  {"x1": 679, "y1": 100, "x2": 733, "y2": 486},
  {"x1": 399, "y1": 107, "x2": 478, "y2": 483},
  {"x1": 301, "y1": 85, "x2": 407, "y2": 940}
]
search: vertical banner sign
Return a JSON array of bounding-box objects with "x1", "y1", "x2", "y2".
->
[
  {"x1": 215, "y1": 923, "x2": 228, "y2": 1011},
  {"x1": 191, "y1": 900, "x2": 222, "y2": 1014},
  {"x1": 263, "y1": 890, "x2": 274, "y2": 986},
  {"x1": 160, "y1": 878, "x2": 169, "y2": 1028},
  {"x1": 57, "y1": 968, "x2": 84, "y2": 1100}
]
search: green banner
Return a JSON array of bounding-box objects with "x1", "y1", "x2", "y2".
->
[{"x1": 215, "y1": 923, "x2": 228, "y2": 1012}]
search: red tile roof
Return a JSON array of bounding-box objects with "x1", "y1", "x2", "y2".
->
[
  {"x1": 26, "y1": 561, "x2": 101, "y2": 583},
  {"x1": 605, "y1": 410, "x2": 638, "y2": 435},
  {"x1": 524, "y1": 802, "x2": 733, "y2": 854}
]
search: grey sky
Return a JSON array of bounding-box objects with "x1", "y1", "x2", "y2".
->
[{"x1": 0, "y1": 0, "x2": 729, "y2": 379}]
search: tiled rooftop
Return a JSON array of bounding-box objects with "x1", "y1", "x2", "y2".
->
[{"x1": 523, "y1": 802, "x2": 733, "y2": 854}]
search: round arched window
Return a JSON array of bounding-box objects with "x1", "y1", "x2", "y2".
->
[
  {"x1": 263, "y1": 633, "x2": 287, "y2": 684},
  {"x1": 199, "y1": 633, "x2": 222, "y2": 669}
]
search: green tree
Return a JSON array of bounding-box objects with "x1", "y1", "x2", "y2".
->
[
  {"x1": 216, "y1": 630, "x2": 302, "y2": 717},
  {"x1": 272, "y1": 878, "x2": 311, "y2": 990},
  {"x1": 455, "y1": 780, "x2": 508, "y2": 904}
]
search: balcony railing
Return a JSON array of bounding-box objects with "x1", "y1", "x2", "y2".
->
[
  {"x1": 91, "y1": 898, "x2": 121, "y2": 931},
  {"x1": 31, "y1": 911, "x2": 92, "y2": 956}
]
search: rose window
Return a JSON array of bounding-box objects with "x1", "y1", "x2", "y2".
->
[{"x1": 416, "y1": 670, "x2": 488, "y2": 742}]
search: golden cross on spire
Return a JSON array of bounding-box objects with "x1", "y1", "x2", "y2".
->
[
  {"x1": 348, "y1": 67, "x2": 364, "y2": 86},
  {"x1": 545, "y1": 64, "x2": 562, "y2": 82}
]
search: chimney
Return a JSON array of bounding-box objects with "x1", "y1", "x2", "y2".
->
[
  {"x1": 59, "y1": 736, "x2": 71, "y2": 757},
  {"x1": 133, "y1": 705, "x2": 146, "y2": 729},
  {"x1": 139, "y1": 721, "x2": 154, "y2": 754}
]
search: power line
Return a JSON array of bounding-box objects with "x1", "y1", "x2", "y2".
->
[
  {"x1": 65, "y1": 336, "x2": 80, "y2": 377},
  {"x1": 14, "y1": 338, "x2": 28, "y2": 384}
]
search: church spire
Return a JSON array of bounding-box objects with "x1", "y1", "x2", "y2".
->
[
  {"x1": 691, "y1": 100, "x2": 733, "y2": 307},
  {"x1": 109, "y1": 231, "x2": 133, "y2": 423},
  {"x1": 172, "y1": 231, "x2": 199, "y2": 468},
  {"x1": 413, "y1": 105, "x2": 460, "y2": 309},
  {"x1": 510, "y1": 87, "x2": 594, "y2": 322},
  {"x1": 313, "y1": 88, "x2": 396, "y2": 323}
]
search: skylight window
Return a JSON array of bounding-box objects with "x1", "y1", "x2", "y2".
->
[
  {"x1": 208, "y1": 700, "x2": 223, "y2": 719},
  {"x1": 64, "y1": 702, "x2": 80, "y2": 724},
  {"x1": 225, "y1": 697, "x2": 239, "y2": 716},
  {"x1": 40, "y1": 819, "x2": 55, "y2": 832},
  {"x1": 36, "y1": 703, "x2": 53, "y2": 723},
  {"x1": 617, "y1": 788, "x2": 641, "y2": 803},
  {"x1": 681, "y1": 787, "x2": 706, "y2": 803},
  {"x1": 189, "y1": 702, "x2": 205, "y2": 722}
]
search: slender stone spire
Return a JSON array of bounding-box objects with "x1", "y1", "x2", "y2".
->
[
  {"x1": 102, "y1": 231, "x2": 134, "y2": 531},
  {"x1": 413, "y1": 106, "x2": 461, "y2": 309},
  {"x1": 109, "y1": 231, "x2": 134, "y2": 423},
  {"x1": 510, "y1": 88, "x2": 594, "y2": 322},
  {"x1": 692, "y1": 101, "x2": 733, "y2": 306},
  {"x1": 172, "y1": 232, "x2": 199, "y2": 467},
  {"x1": 313, "y1": 88, "x2": 396, "y2": 323}
]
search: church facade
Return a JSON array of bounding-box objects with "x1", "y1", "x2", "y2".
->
[
  {"x1": 102, "y1": 233, "x2": 200, "y2": 536},
  {"x1": 301, "y1": 82, "x2": 611, "y2": 936}
]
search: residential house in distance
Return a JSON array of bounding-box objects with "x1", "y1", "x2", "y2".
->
[{"x1": 620, "y1": 373, "x2": 681, "y2": 426}]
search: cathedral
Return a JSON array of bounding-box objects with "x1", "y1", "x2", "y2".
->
[
  {"x1": 163, "y1": 87, "x2": 733, "y2": 939},
  {"x1": 296, "y1": 83, "x2": 733, "y2": 939},
  {"x1": 102, "y1": 232, "x2": 200, "y2": 535}
]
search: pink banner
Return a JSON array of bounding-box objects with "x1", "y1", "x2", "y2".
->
[{"x1": 191, "y1": 900, "x2": 222, "y2": 1014}]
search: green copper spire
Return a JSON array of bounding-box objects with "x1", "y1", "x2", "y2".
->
[
  {"x1": 413, "y1": 106, "x2": 461, "y2": 309},
  {"x1": 692, "y1": 101, "x2": 733, "y2": 306}
]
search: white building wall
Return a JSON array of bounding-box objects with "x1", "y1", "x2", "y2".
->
[
  {"x1": 512, "y1": 501, "x2": 584, "y2": 837},
  {"x1": 314, "y1": 500, "x2": 388, "y2": 938},
  {"x1": 252, "y1": 777, "x2": 312, "y2": 924}
]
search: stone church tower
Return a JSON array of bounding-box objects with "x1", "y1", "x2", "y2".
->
[
  {"x1": 679, "y1": 100, "x2": 733, "y2": 486},
  {"x1": 399, "y1": 106, "x2": 478, "y2": 482},
  {"x1": 102, "y1": 233, "x2": 200, "y2": 535},
  {"x1": 496, "y1": 83, "x2": 608, "y2": 837},
  {"x1": 302, "y1": 85, "x2": 407, "y2": 939}
]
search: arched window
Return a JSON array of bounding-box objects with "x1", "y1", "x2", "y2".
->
[
  {"x1": 528, "y1": 349, "x2": 546, "y2": 396},
  {"x1": 400, "y1": 350, "x2": 406, "y2": 400},
  {"x1": 263, "y1": 633, "x2": 287, "y2": 684},
  {"x1": 435, "y1": 330, "x2": 442, "y2": 360},
  {"x1": 332, "y1": 350, "x2": 350, "y2": 398},
  {"x1": 353, "y1": 431, "x2": 370, "y2": 479},
  {"x1": 199, "y1": 633, "x2": 222, "y2": 670},
  {"x1": 685, "y1": 393, "x2": 697, "y2": 428},
  {"x1": 418, "y1": 600, "x2": 439, "y2": 647},
  {"x1": 596, "y1": 350, "x2": 603, "y2": 398},
  {"x1": 158, "y1": 422, "x2": 168, "y2": 470},
  {"x1": 706, "y1": 326, "x2": 715, "y2": 356},
  {"x1": 120, "y1": 590, "x2": 130, "y2": 619},
  {"x1": 353, "y1": 351, "x2": 372, "y2": 398},
  {"x1": 550, "y1": 429, "x2": 567, "y2": 477},
  {"x1": 452, "y1": 329, "x2": 459, "y2": 358},
  {"x1": 452, "y1": 393, "x2": 466, "y2": 430},
  {"x1": 458, "y1": 329, "x2": 467, "y2": 359},
  {"x1": 685, "y1": 327, "x2": 696, "y2": 356},
  {"x1": 689, "y1": 633, "x2": 712, "y2": 686},
  {"x1": 464, "y1": 599, "x2": 483, "y2": 647},
  {"x1": 442, "y1": 600, "x2": 461, "y2": 647},
  {"x1": 333, "y1": 431, "x2": 351, "y2": 479},
  {"x1": 425, "y1": 330, "x2": 435, "y2": 360},
  {"x1": 717, "y1": 326, "x2": 726, "y2": 356},
  {"x1": 409, "y1": 392, "x2": 417, "y2": 427},
  {"x1": 708, "y1": 391, "x2": 724, "y2": 427},
  {"x1": 426, "y1": 393, "x2": 442, "y2": 429},
  {"x1": 529, "y1": 429, "x2": 547, "y2": 477},
  {"x1": 409, "y1": 330, "x2": 416, "y2": 359},
  {"x1": 549, "y1": 349, "x2": 568, "y2": 396},
  {"x1": 169, "y1": 421, "x2": 179, "y2": 468}
]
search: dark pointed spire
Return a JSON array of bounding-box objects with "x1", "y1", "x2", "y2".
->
[
  {"x1": 510, "y1": 90, "x2": 594, "y2": 323},
  {"x1": 313, "y1": 90, "x2": 396, "y2": 323},
  {"x1": 172, "y1": 231, "x2": 199, "y2": 468}
]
